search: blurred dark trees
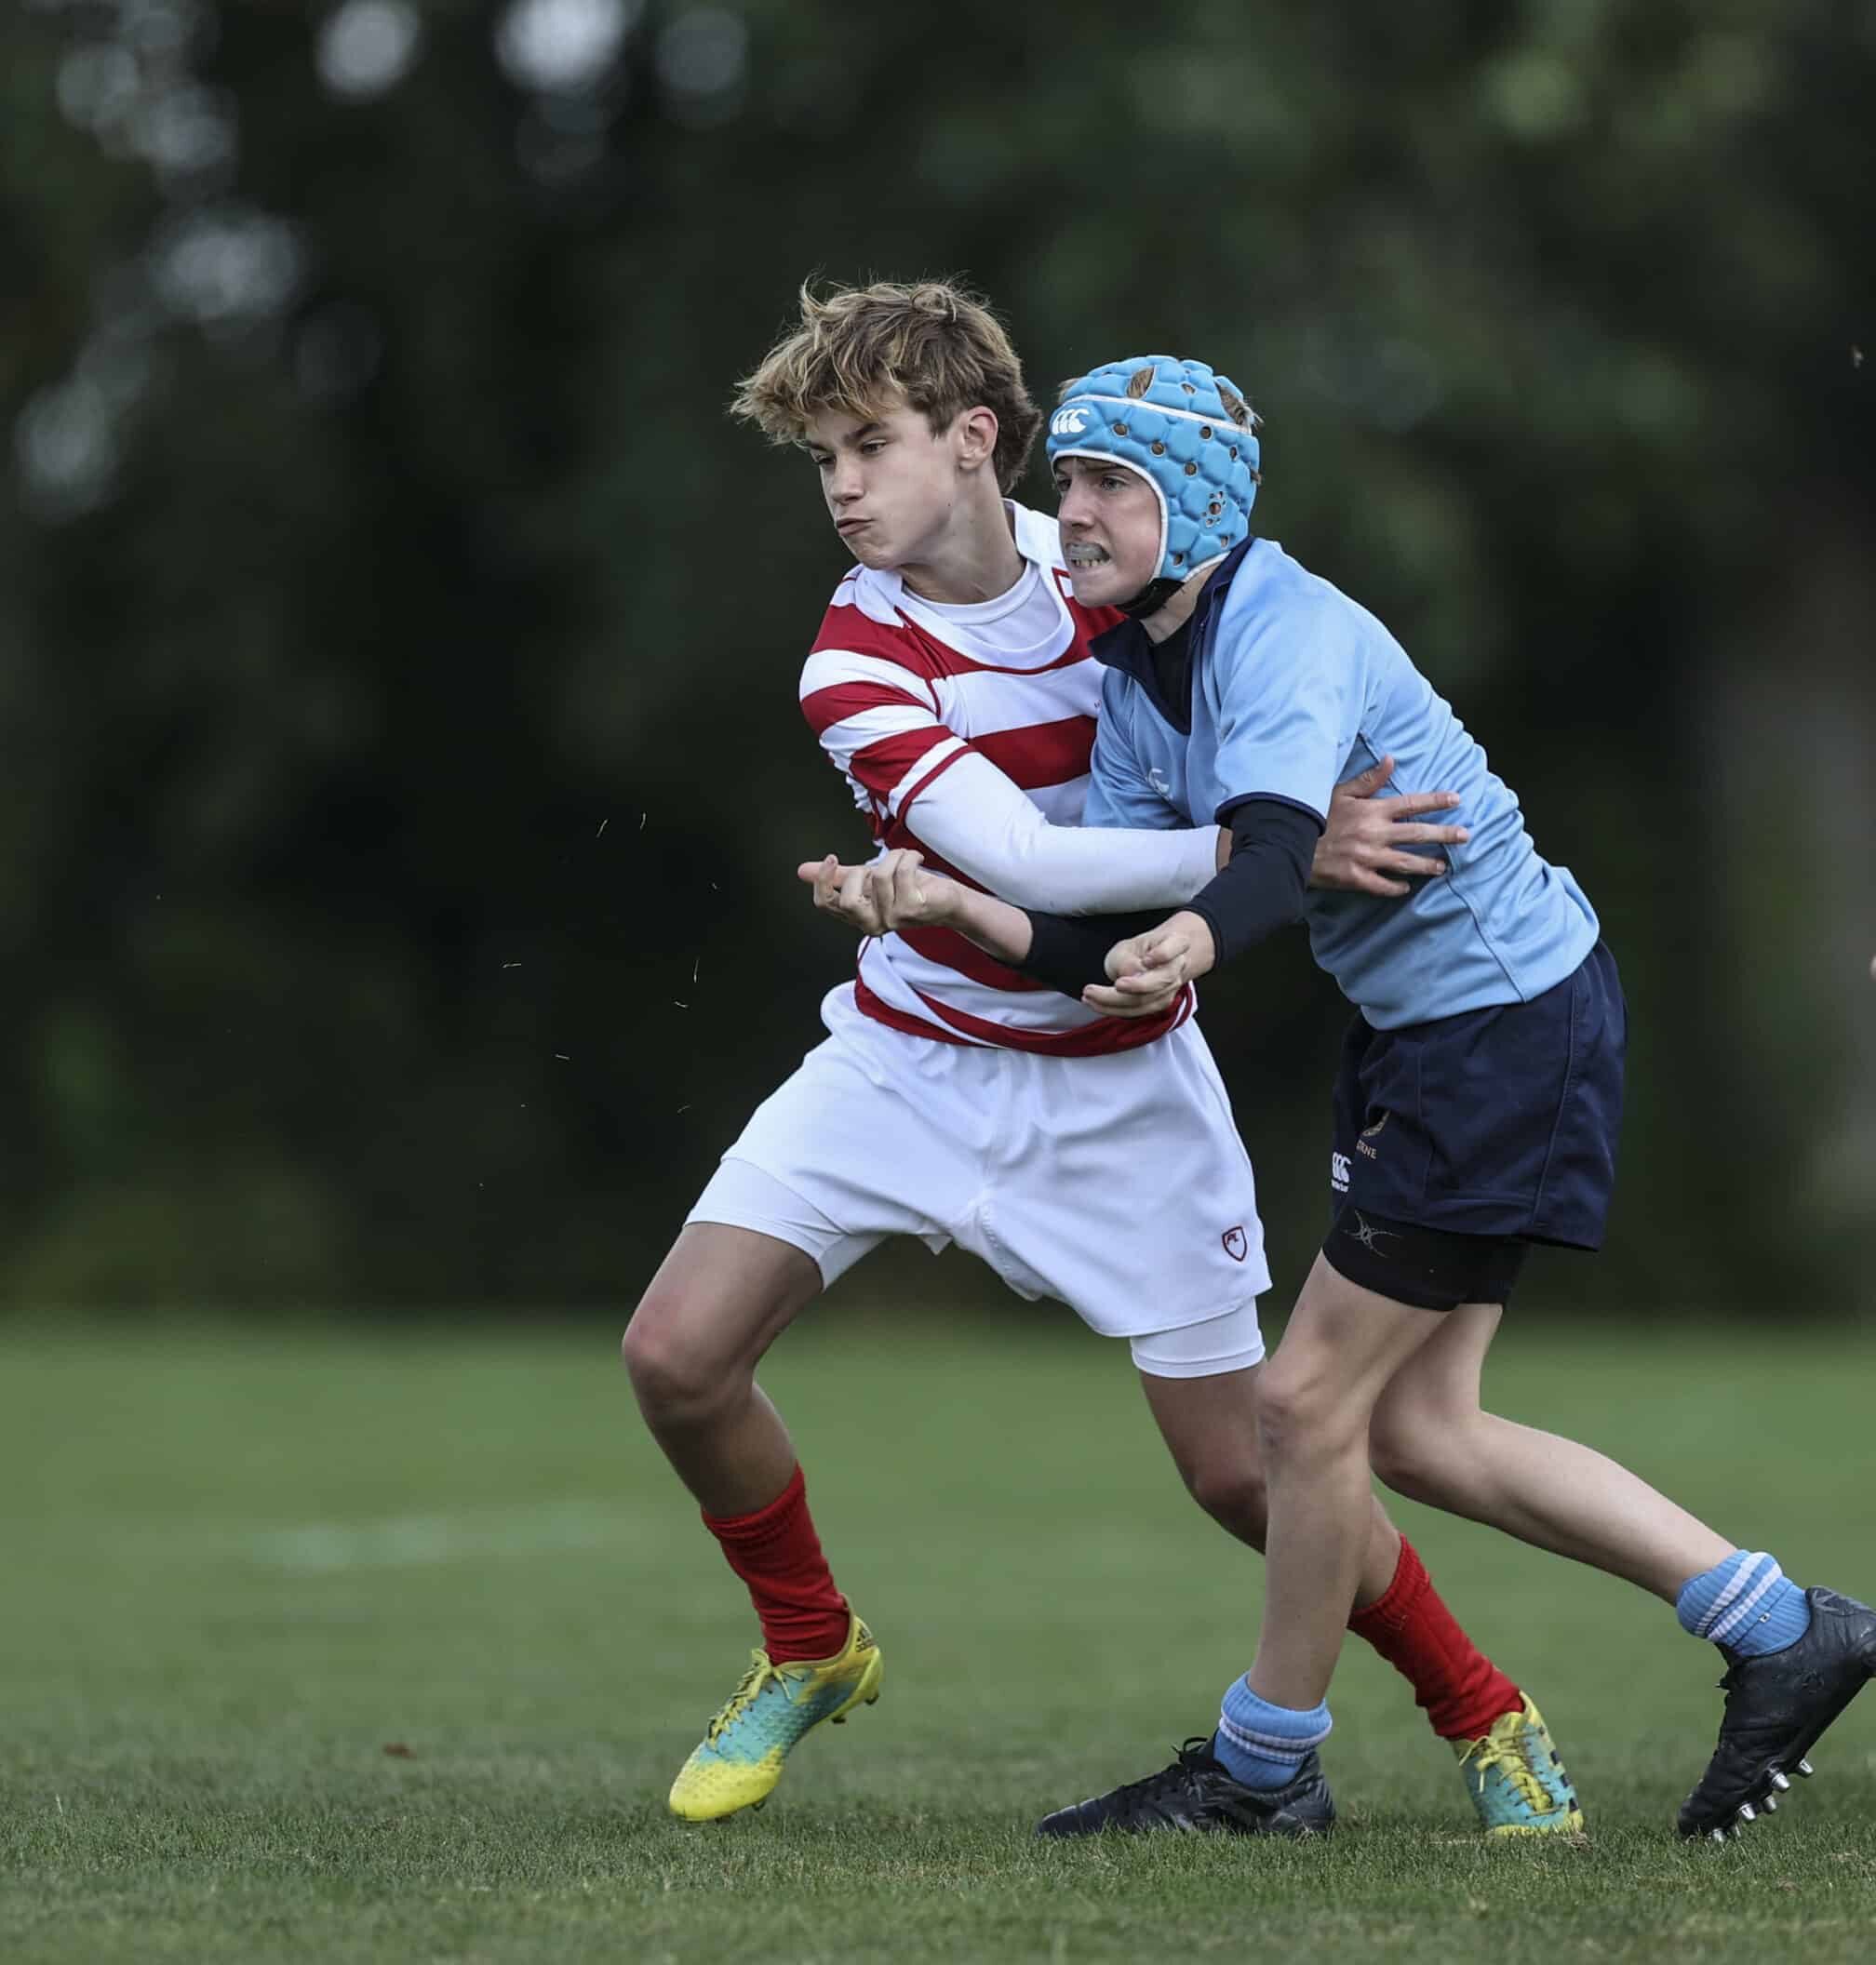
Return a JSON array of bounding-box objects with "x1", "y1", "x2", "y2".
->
[{"x1": 3, "y1": 1, "x2": 1871, "y2": 1310}]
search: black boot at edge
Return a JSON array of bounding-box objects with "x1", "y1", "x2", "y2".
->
[{"x1": 1679, "y1": 1586, "x2": 1876, "y2": 1839}]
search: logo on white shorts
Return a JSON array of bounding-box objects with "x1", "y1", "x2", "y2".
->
[
  {"x1": 1051, "y1": 406, "x2": 1090, "y2": 436},
  {"x1": 1331, "y1": 1151, "x2": 1351, "y2": 1193},
  {"x1": 1222, "y1": 1225, "x2": 1248, "y2": 1263}
]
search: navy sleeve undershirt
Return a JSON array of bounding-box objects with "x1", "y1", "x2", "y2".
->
[{"x1": 1017, "y1": 797, "x2": 1320, "y2": 999}]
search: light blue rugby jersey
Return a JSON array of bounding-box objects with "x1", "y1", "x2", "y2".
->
[{"x1": 1083, "y1": 539, "x2": 1600, "y2": 1029}]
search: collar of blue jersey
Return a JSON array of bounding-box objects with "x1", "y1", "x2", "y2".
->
[{"x1": 1090, "y1": 534, "x2": 1258, "y2": 692}]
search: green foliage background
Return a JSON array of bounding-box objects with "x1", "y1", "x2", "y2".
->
[{"x1": 3, "y1": 1, "x2": 1871, "y2": 1310}]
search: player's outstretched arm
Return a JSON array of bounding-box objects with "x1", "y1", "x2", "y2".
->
[{"x1": 904, "y1": 753, "x2": 1223, "y2": 914}]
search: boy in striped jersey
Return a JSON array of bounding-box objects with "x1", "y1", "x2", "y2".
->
[{"x1": 625, "y1": 282, "x2": 1573, "y2": 1835}]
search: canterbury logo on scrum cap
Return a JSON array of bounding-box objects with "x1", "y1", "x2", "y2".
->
[{"x1": 1050, "y1": 405, "x2": 1091, "y2": 435}]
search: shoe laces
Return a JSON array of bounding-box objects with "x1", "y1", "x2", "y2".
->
[
  {"x1": 704, "y1": 1651, "x2": 786, "y2": 1744},
  {"x1": 1461, "y1": 1718, "x2": 1554, "y2": 1817},
  {"x1": 1103, "y1": 1740, "x2": 1214, "y2": 1821}
]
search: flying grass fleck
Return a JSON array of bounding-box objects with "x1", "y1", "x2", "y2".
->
[{"x1": 596, "y1": 818, "x2": 609, "y2": 837}]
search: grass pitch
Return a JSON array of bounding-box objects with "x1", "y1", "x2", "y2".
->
[{"x1": 5, "y1": 1305, "x2": 1876, "y2": 1962}]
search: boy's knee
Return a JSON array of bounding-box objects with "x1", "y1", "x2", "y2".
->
[
  {"x1": 1186, "y1": 1454, "x2": 1269, "y2": 1546},
  {"x1": 1368, "y1": 1398, "x2": 1469, "y2": 1504},
  {"x1": 622, "y1": 1289, "x2": 743, "y2": 1424},
  {"x1": 1254, "y1": 1350, "x2": 1355, "y2": 1464}
]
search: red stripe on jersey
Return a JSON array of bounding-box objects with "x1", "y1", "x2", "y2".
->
[
  {"x1": 893, "y1": 742, "x2": 971, "y2": 821},
  {"x1": 812, "y1": 599, "x2": 1087, "y2": 682},
  {"x1": 848, "y1": 727, "x2": 952, "y2": 799},
  {"x1": 971, "y1": 715, "x2": 1098, "y2": 790},
  {"x1": 851, "y1": 969, "x2": 1191, "y2": 1056},
  {"x1": 894, "y1": 925, "x2": 1046, "y2": 993},
  {"x1": 799, "y1": 677, "x2": 933, "y2": 737}
]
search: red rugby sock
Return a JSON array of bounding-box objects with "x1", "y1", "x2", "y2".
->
[
  {"x1": 1347, "y1": 1534, "x2": 1523, "y2": 1742},
  {"x1": 702, "y1": 1463, "x2": 851, "y2": 1664}
]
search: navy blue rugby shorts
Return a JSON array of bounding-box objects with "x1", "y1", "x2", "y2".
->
[{"x1": 1328, "y1": 942, "x2": 1627, "y2": 1250}]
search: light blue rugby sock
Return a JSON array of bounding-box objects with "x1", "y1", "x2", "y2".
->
[
  {"x1": 1213, "y1": 1676, "x2": 1332, "y2": 1790},
  {"x1": 1676, "y1": 1550, "x2": 1812, "y2": 1658}
]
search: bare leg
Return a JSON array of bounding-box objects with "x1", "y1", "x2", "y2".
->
[
  {"x1": 621, "y1": 1223, "x2": 824, "y2": 1517},
  {"x1": 1136, "y1": 1362, "x2": 1403, "y2": 1611},
  {"x1": 1367, "y1": 1303, "x2": 1732, "y2": 1600},
  {"x1": 1248, "y1": 1257, "x2": 1451, "y2": 1709}
]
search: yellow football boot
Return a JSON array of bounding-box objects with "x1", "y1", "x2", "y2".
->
[
  {"x1": 667, "y1": 1613, "x2": 882, "y2": 1821},
  {"x1": 1455, "y1": 1696, "x2": 1585, "y2": 1836}
]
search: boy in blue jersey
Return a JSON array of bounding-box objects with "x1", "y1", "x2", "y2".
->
[{"x1": 838, "y1": 355, "x2": 1876, "y2": 1841}]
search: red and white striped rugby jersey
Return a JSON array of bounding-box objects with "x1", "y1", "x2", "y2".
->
[{"x1": 798, "y1": 503, "x2": 1199, "y2": 1055}]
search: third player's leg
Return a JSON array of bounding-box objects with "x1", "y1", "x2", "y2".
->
[
  {"x1": 1136, "y1": 1360, "x2": 1405, "y2": 1611},
  {"x1": 623, "y1": 1222, "x2": 824, "y2": 1517},
  {"x1": 1366, "y1": 1301, "x2": 1733, "y2": 1600}
]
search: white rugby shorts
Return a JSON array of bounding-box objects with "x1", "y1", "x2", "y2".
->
[{"x1": 686, "y1": 985, "x2": 1270, "y2": 1377}]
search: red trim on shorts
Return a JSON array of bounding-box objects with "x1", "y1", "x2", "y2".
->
[{"x1": 851, "y1": 967, "x2": 1190, "y2": 1055}]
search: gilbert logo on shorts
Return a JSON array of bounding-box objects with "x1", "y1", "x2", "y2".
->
[{"x1": 1221, "y1": 1225, "x2": 1248, "y2": 1263}]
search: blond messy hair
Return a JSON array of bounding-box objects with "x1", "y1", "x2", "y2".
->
[{"x1": 731, "y1": 278, "x2": 1043, "y2": 493}]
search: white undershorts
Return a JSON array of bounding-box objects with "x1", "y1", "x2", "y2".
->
[{"x1": 686, "y1": 984, "x2": 1270, "y2": 1378}]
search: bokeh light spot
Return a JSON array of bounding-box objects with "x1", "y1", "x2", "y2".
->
[
  {"x1": 496, "y1": 0, "x2": 638, "y2": 96},
  {"x1": 656, "y1": 7, "x2": 747, "y2": 126},
  {"x1": 316, "y1": 0, "x2": 424, "y2": 102}
]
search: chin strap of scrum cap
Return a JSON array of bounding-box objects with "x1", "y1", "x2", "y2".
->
[{"x1": 1119, "y1": 575, "x2": 1186, "y2": 619}]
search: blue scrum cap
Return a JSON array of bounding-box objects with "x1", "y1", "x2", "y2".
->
[{"x1": 1046, "y1": 356, "x2": 1260, "y2": 583}]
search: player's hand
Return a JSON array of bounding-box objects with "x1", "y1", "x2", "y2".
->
[
  {"x1": 800, "y1": 853, "x2": 891, "y2": 934},
  {"x1": 1310, "y1": 755, "x2": 1468, "y2": 897},
  {"x1": 864, "y1": 849, "x2": 965, "y2": 931},
  {"x1": 797, "y1": 850, "x2": 962, "y2": 936},
  {"x1": 1081, "y1": 911, "x2": 1217, "y2": 1018}
]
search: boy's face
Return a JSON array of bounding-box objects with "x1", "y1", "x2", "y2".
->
[
  {"x1": 1052, "y1": 455, "x2": 1160, "y2": 608},
  {"x1": 803, "y1": 400, "x2": 979, "y2": 572}
]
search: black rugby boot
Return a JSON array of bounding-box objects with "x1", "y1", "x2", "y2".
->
[
  {"x1": 1036, "y1": 1738, "x2": 1334, "y2": 1838},
  {"x1": 1680, "y1": 1586, "x2": 1876, "y2": 1840}
]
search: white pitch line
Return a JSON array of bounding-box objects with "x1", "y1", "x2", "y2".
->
[{"x1": 248, "y1": 1500, "x2": 626, "y2": 1573}]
